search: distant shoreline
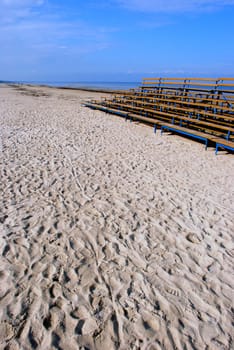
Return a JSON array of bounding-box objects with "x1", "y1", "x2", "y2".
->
[
  {"x1": 54, "y1": 85, "x2": 130, "y2": 94},
  {"x1": 1, "y1": 81, "x2": 139, "y2": 94}
]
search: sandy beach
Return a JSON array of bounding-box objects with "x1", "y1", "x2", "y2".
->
[{"x1": 0, "y1": 84, "x2": 234, "y2": 350}]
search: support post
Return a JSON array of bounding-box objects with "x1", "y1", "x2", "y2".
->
[{"x1": 226, "y1": 130, "x2": 230, "y2": 140}]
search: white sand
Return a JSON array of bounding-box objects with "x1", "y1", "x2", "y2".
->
[{"x1": 0, "y1": 84, "x2": 234, "y2": 350}]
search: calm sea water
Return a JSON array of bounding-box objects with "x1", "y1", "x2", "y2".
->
[
  {"x1": 0, "y1": 80, "x2": 140, "y2": 91},
  {"x1": 29, "y1": 81, "x2": 140, "y2": 91},
  {"x1": 50, "y1": 81, "x2": 140, "y2": 90}
]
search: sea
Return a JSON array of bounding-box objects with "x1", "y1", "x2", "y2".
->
[
  {"x1": 49, "y1": 81, "x2": 141, "y2": 90},
  {"x1": 0, "y1": 81, "x2": 141, "y2": 91}
]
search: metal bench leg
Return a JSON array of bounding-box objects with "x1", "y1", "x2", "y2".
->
[
  {"x1": 154, "y1": 124, "x2": 157, "y2": 134},
  {"x1": 205, "y1": 139, "x2": 208, "y2": 150},
  {"x1": 215, "y1": 144, "x2": 219, "y2": 155}
]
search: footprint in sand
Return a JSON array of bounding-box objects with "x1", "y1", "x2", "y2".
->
[
  {"x1": 165, "y1": 286, "x2": 181, "y2": 297},
  {"x1": 186, "y1": 233, "x2": 201, "y2": 244},
  {"x1": 0, "y1": 321, "x2": 15, "y2": 344}
]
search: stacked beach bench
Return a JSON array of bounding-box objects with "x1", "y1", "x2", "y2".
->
[{"x1": 83, "y1": 77, "x2": 234, "y2": 154}]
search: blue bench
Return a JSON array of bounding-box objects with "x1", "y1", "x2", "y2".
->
[
  {"x1": 161, "y1": 124, "x2": 209, "y2": 149},
  {"x1": 215, "y1": 141, "x2": 234, "y2": 155}
]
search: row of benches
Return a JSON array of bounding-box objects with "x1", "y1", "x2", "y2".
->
[
  {"x1": 111, "y1": 92, "x2": 234, "y2": 113},
  {"x1": 83, "y1": 77, "x2": 234, "y2": 155},
  {"x1": 107, "y1": 97, "x2": 234, "y2": 130},
  {"x1": 84, "y1": 102, "x2": 234, "y2": 155}
]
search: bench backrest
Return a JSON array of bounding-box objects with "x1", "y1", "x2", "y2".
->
[{"x1": 141, "y1": 77, "x2": 234, "y2": 93}]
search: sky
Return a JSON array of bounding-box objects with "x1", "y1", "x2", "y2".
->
[{"x1": 0, "y1": 0, "x2": 234, "y2": 82}]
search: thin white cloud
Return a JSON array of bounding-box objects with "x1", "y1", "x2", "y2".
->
[
  {"x1": 0, "y1": 18, "x2": 112, "y2": 51},
  {"x1": 116, "y1": 0, "x2": 234, "y2": 12},
  {"x1": 0, "y1": 0, "x2": 44, "y2": 23},
  {"x1": 0, "y1": 0, "x2": 43, "y2": 6},
  {"x1": 0, "y1": 1, "x2": 113, "y2": 70}
]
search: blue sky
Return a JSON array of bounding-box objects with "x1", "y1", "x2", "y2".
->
[{"x1": 0, "y1": 0, "x2": 234, "y2": 82}]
